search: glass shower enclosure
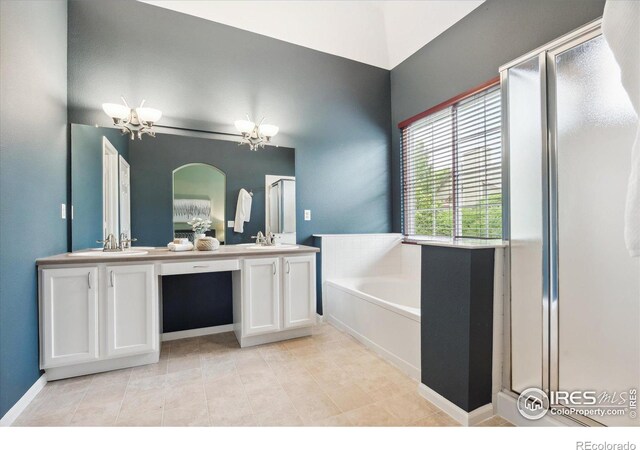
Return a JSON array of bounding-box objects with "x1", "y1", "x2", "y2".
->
[{"x1": 502, "y1": 20, "x2": 639, "y2": 426}]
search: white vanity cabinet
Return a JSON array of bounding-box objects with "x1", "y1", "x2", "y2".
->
[
  {"x1": 234, "y1": 253, "x2": 316, "y2": 346},
  {"x1": 283, "y1": 254, "x2": 316, "y2": 329},
  {"x1": 39, "y1": 263, "x2": 158, "y2": 379},
  {"x1": 105, "y1": 264, "x2": 157, "y2": 357},
  {"x1": 41, "y1": 267, "x2": 99, "y2": 368},
  {"x1": 242, "y1": 257, "x2": 281, "y2": 336}
]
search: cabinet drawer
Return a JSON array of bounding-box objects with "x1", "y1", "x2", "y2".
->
[{"x1": 160, "y1": 259, "x2": 240, "y2": 276}]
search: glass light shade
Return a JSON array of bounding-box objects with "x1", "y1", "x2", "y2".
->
[
  {"x1": 102, "y1": 103, "x2": 130, "y2": 120},
  {"x1": 234, "y1": 120, "x2": 256, "y2": 134},
  {"x1": 136, "y1": 107, "x2": 162, "y2": 123},
  {"x1": 259, "y1": 124, "x2": 279, "y2": 138}
]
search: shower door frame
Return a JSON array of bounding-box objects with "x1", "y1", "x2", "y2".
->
[{"x1": 500, "y1": 19, "x2": 606, "y2": 427}]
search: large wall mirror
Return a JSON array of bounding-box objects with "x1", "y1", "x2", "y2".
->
[
  {"x1": 70, "y1": 124, "x2": 295, "y2": 250},
  {"x1": 173, "y1": 163, "x2": 226, "y2": 243}
]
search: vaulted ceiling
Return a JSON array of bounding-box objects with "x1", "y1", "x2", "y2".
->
[{"x1": 141, "y1": 1, "x2": 484, "y2": 69}]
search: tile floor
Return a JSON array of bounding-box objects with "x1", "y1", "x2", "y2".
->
[{"x1": 14, "y1": 323, "x2": 513, "y2": 427}]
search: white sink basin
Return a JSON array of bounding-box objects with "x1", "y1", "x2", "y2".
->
[
  {"x1": 246, "y1": 245, "x2": 299, "y2": 250},
  {"x1": 69, "y1": 249, "x2": 148, "y2": 257}
]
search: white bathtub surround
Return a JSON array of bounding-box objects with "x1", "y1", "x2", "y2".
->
[{"x1": 315, "y1": 233, "x2": 422, "y2": 379}]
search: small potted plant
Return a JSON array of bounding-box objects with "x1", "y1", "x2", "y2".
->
[{"x1": 187, "y1": 217, "x2": 212, "y2": 246}]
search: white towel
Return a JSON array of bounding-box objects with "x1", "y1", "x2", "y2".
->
[
  {"x1": 233, "y1": 188, "x2": 253, "y2": 233},
  {"x1": 603, "y1": 0, "x2": 640, "y2": 257}
]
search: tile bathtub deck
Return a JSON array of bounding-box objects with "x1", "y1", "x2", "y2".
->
[{"x1": 14, "y1": 323, "x2": 513, "y2": 427}]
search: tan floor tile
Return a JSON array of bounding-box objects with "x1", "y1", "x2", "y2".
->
[
  {"x1": 127, "y1": 374, "x2": 167, "y2": 394},
  {"x1": 288, "y1": 391, "x2": 341, "y2": 422},
  {"x1": 120, "y1": 387, "x2": 164, "y2": 415},
  {"x1": 164, "y1": 380, "x2": 206, "y2": 410},
  {"x1": 326, "y1": 383, "x2": 374, "y2": 413},
  {"x1": 306, "y1": 412, "x2": 353, "y2": 426},
  {"x1": 116, "y1": 408, "x2": 163, "y2": 426},
  {"x1": 47, "y1": 375, "x2": 94, "y2": 395},
  {"x1": 82, "y1": 383, "x2": 127, "y2": 405},
  {"x1": 204, "y1": 374, "x2": 245, "y2": 399},
  {"x1": 381, "y1": 392, "x2": 437, "y2": 422},
  {"x1": 130, "y1": 361, "x2": 168, "y2": 380},
  {"x1": 254, "y1": 404, "x2": 304, "y2": 426},
  {"x1": 410, "y1": 412, "x2": 461, "y2": 427},
  {"x1": 90, "y1": 368, "x2": 132, "y2": 388},
  {"x1": 246, "y1": 385, "x2": 295, "y2": 413},
  {"x1": 167, "y1": 354, "x2": 201, "y2": 373},
  {"x1": 475, "y1": 416, "x2": 513, "y2": 427},
  {"x1": 70, "y1": 402, "x2": 120, "y2": 426},
  {"x1": 209, "y1": 411, "x2": 257, "y2": 426},
  {"x1": 165, "y1": 367, "x2": 203, "y2": 388},
  {"x1": 162, "y1": 403, "x2": 209, "y2": 426},
  {"x1": 202, "y1": 359, "x2": 238, "y2": 380},
  {"x1": 344, "y1": 403, "x2": 403, "y2": 426}
]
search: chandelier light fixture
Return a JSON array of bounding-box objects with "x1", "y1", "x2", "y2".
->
[
  {"x1": 234, "y1": 115, "x2": 279, "y2": 151},
  {"x1": 102, "y1": 97, "x2": 162, "y2": 140}
]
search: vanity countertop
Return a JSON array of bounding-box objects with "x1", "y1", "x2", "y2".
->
[{"x1": 36, "y1": 244, "x2": 319, "y2": 266}]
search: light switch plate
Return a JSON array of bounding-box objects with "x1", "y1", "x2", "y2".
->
[
  {"x1": 304, "y1": 210, "x2": 311, "y2": 221},
  {"x1": 228, "y1": 220, "x2": 235, "y2": 227},
  {"x1": 61, "y1": 204, "x2": 66, "y2": 219}
]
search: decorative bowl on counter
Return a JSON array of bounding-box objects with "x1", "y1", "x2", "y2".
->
[{"x1": 196, "y1": 237, "x2": 220, "y2": 251}]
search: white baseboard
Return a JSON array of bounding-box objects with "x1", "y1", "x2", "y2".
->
[
  {"x1": 327, "y1": 314, "x2": 420, "y2": 380},
  {"x1": 496, "y1": 391, "x2": 577, "y2": 427},
  {"x1": 0, "y1": 374, "x2": 47, "y2": 427},
  {"x1": 238, "y1": 326, "x2": 312, "y2": 347},
  {"x1": 316, "y1": 314, "x2": 324, "y2": 323},
  {"x1": 418, "y1": 383, "x2": 494, "y2": 426},
  {"x1": 162, "y1": 324, "x2": 235, "y2": 342}
]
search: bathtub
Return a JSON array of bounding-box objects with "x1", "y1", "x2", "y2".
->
[{"x1": 317, "y1": 234, "x2": 422, "y2": 379}]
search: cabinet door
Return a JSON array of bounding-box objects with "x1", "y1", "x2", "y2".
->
[
  {"x1": 243, "y1": 257, "x2": 280, "y2": 336},
  {"x1": 41, "y1": 267, "x2": 99, "y2": 368},
  {"x1": 106, "y1": 264, "x2": 157, "y2": 357},
  {"x1": 283, "y1": 255, "x2": 316, "y2": 329}
]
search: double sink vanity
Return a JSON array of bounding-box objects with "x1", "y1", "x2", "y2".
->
[
  {"x1": 37, "y1": 244, "x2": 318, "y2": 381},
  {"x1": 39, "y1": 124, "x2": 316, "y2": 381}
]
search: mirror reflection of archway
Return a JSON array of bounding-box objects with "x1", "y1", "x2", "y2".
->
[{"x1": 172, "y1": 163, "x2": 226, "y2": 243}]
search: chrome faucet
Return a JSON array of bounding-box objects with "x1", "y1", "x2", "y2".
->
[
  {"x1": 97, "y1": 233, "x2": 119, "y2": 252},
  {"x1": 251, "y1": 231, "x2": 267, "y2": 246},
  {"x1": 251, "y1": 231, "x2": 277, "y2": 246},
  {"x1": 97, "y1": 233, "x2": 137, "y2": 252},
  {"x1": 119, "y1": 232, "x2": 137, "y2": 251}
]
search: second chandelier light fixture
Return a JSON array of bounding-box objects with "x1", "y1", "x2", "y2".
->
[{"x1": 234, "y1": 115, "x2": 279, "y2": 151}]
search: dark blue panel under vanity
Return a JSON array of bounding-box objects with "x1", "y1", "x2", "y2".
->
[
  {"x1": 161, "y1": 272, "x2": 233, "y2": 333},
  {"x1": 420, "y1": 245, "x2": 495, "y2": 412}
]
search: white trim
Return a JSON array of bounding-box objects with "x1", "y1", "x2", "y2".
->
[
  {"x1": 496, "y1": 391, "x2": 579, "y2": 427},
  {"x1": 0, "y1": 374, "x2": 47, "y2": 427},
  {"x1": 328, "y1": 314, "x2": 420, "y2": 380},
  {"x1": 418, "y1": 383, "x2": 494, "y2": 426},
  {"x1": 316, "y1": 313, "x2": 324, "y2": 323},
  {"x1": 161, "y1": 324, "x2": 235, "y2": 342},
  {"x1": 238, "y1": 326, "x2": 312, "y2": 347},
  {"x1": 46, "y1": 352, "x2": 159, "y2": 381}
]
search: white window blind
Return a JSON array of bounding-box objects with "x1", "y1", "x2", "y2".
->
[{"x1": 401, "y1": 83, "x2": 502, "y2": 239}]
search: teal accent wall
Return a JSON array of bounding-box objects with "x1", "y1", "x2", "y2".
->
[{"x1": 0, "y1": 0, "x2": 68, "y2": 418}]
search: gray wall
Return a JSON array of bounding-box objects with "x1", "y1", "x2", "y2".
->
[
  {"x1": 129, "y1": 133, "x2": 295, "y2": 246},
  {"x1": 68, "y1": 0, "x2": 393, "y2": 245},
  {"x1": 390, "y1": 0, "x2": 606, "y2": 232},
  {"x1": 0, "y1": 0, "x2": 68, "y2": 418}
]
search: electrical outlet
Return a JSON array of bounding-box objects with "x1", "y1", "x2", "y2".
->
[
  {"x1": 228, "y1": 220, "x2": 235, "y2": 227},
  {"x1": 61, "y1": 204, "x2": 66, "y2": 219},
  {"x1": 304, "y1": 210, "x2": 311, "y2": 221}
]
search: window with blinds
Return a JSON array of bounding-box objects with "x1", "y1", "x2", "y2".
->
[{"x1": 401, "y1": 81, "x2": 502, "y2": 239}]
